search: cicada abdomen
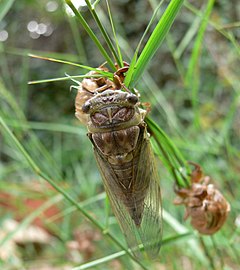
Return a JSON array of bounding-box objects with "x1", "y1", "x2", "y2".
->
[
  {"x1": 174, "y1": 162, "x2": 230, "y2": 235},
  {"x1": 75, "y1": 68, "x2": 162, "y2": 259}
]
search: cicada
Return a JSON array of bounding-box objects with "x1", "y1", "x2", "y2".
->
[{"x1": 75, "y1": 65, "x2": 162, "y2": 259}]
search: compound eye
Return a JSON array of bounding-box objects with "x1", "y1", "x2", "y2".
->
[
  {"x1": 127, "y1": 94, "x2": 138, "y2": 105},
  {"x1": 82, "y1": 101, "x2": 91, "y2": 113}
]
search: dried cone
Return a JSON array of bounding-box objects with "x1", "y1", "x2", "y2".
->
[{"x1": 174, "y1": 162, "x2": 230, "y2": 235}]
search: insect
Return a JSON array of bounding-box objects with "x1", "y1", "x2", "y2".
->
[
  {"x1": 75, "y1": 64, "x2": 162, "y2": 259},
  {"x1": 174, "y1": 162, "x2": 230, "y2": 235}
]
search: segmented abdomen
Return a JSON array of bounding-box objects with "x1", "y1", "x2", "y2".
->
[{"x1": 91, "y1": 125, "x2": 149, "y2": 226}]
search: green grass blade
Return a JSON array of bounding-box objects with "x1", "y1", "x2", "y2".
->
[
  {"x1": 185, "y1": 0, "x2": 215, "y2": 127},
  {"x1": 28, "y1": 74, "x2": 104, "y2": 85},
  {"x1": 0, "y1": 43, "x2": 15, "y2": 91},
  {"x1": 72, "y1": 232, "x2": 192, "y2": 270},
  {"x1": 0, "y1": 78, "x2": 63, "y2": 180},
  {"x1": 65, "y1": 0, "x2": 115, "y2": 70},
  {"x1": 184, "y1": 1, "x2": 240, "y2": 56},
  {"x1": 174, "y1": 15, "x2": 202, "y2": 59},
  {"x1": 124, "y1": 51, "x2": 138, "y2": 88},
  {"x1": 163, "y1": 210, "x2": 207, "y2": 264},
  {"x1": 92, "y1": 0, "x2": 101, "y2": 8},
  {"x1": 2, "y1": 46, "x2": 80, "y2": 61},
  {"x1": 85, "y1": 0, "x2": 122, "y2": 67},
  {"x1": 124, "y1": 0, "x2": 164, "y2": 88},
  {"x1": 146, "y1": 117, "x2": 190, "y2": 187},
  {"x1": 28, "y1": 54, "x2": 112, "y2": 78},
  {"x1": 5, "y1": 119, "x2": 85, "y2": 135},
  {"x1": 67, "y1": 15, "x2": 88, "y2": 64},
  {"x1": 129, "y1": 0, "x2": 184, "y2": 88},
  {"x1": 0, "y1": 0, "x2": 15, "y2": 21},
  {"x1": 0, "y1": 116, "x2": 40, "y2": 173},
  {"x1": 105, "y1": 0, "x2": 123, "y2": 67},
  {"x1": 137, "y1": 0, "x2": 165, "y2": 53},
  {"x1": 166, "y1": 35, "x2": 185, "y2": 83},
  {"x1": 19, "y1": 54, "x2": 29, "y2": 113},
  {"x1": 46, "y1": 193, "x2": 106, "y2": 223}
]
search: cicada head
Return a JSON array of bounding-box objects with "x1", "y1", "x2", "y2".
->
[
  {"x1": 75, "y1": 67, "x2": 116, "y2": 126},
  {"x1": 81, "y1": 90, "x2": 142, "y2": 132}
]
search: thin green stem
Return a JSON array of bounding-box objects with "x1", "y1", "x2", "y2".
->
[
  {"x1": 105, "y1": 0, "x2": 123, "y2": 67},
  {"x1": 0, "y1": 0, "x2": 15, "y2": 21},
  {"x1": 72, "y1": 232, "x2": 192, "y2": 270},
  {"x1": 125, "y1": 0, "x2": 164, "y2": 87},
  {"x1": 184, "y1": 1, "x2": 240, "y2": 56},
  {"x1": 85, "y1": 0, "x2": 122, "y2": 67},
  {"x1": 146, "y1": 117, "x2": 190, "y2": 187},
  {"x1": 5, "y1": 119, "x2": 85, "y2": 134},
  {"x1": 67, "y1": 15, "x2": 88, "y2": 64},
  {"x1": 199, "y1": 236, "x2": 216, "y2": 270},
  {"x1": 28, "y1": 74, "x2": 104, "y2": 85},
  {"x1": 130, "y1": 0, "x2": 184, "y2": 88},
  {"x1": 28, "y1": 54, "x2": 113, "y2": 78},
  {"x1": 65, "y1": 0, "x2": 115, "y2": 70},
  {"x1": 185, "y1": 0, "x2": 215, "y2": 127}
]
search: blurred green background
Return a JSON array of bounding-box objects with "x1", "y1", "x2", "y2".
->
[{"x1": 0, "y1": 0, "x2": 239, "y2": 269}]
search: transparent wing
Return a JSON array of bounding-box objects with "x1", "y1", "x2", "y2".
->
[{"x1": 92, "y1": 126, "x2": 162, "y2": 259}]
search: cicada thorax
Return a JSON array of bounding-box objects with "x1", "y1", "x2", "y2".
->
[{"x1": 174, "y1": 162, "x2": 230, "y2": 235}]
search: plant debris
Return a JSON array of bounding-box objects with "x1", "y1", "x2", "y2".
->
[{"x1": 174, "y1": 162, "x2": 230, "y2": 235}]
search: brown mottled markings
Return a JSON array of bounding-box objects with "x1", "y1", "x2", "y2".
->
[{"x1": 75, "y1": 65, "x2": 162, "y2": 259}]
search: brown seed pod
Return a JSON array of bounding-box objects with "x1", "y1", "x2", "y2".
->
[{"x1": 174, "y1": 162, "x2": 230, "y2": 235}]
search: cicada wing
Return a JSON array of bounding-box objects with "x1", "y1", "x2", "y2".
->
[
  {"x1": 135, "y1": 136, "x2": 162, "y2": 259},
  {"x1": 93, "y1": 146, "x2": 144, "y2": 259},
  {"x1": 92, "y1": 126, "x2": 162, "y2": 259}
]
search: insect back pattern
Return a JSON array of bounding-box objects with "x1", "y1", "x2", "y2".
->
[{"x1": 75, "y1": 65, "x2": 162, "y2": 259}]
